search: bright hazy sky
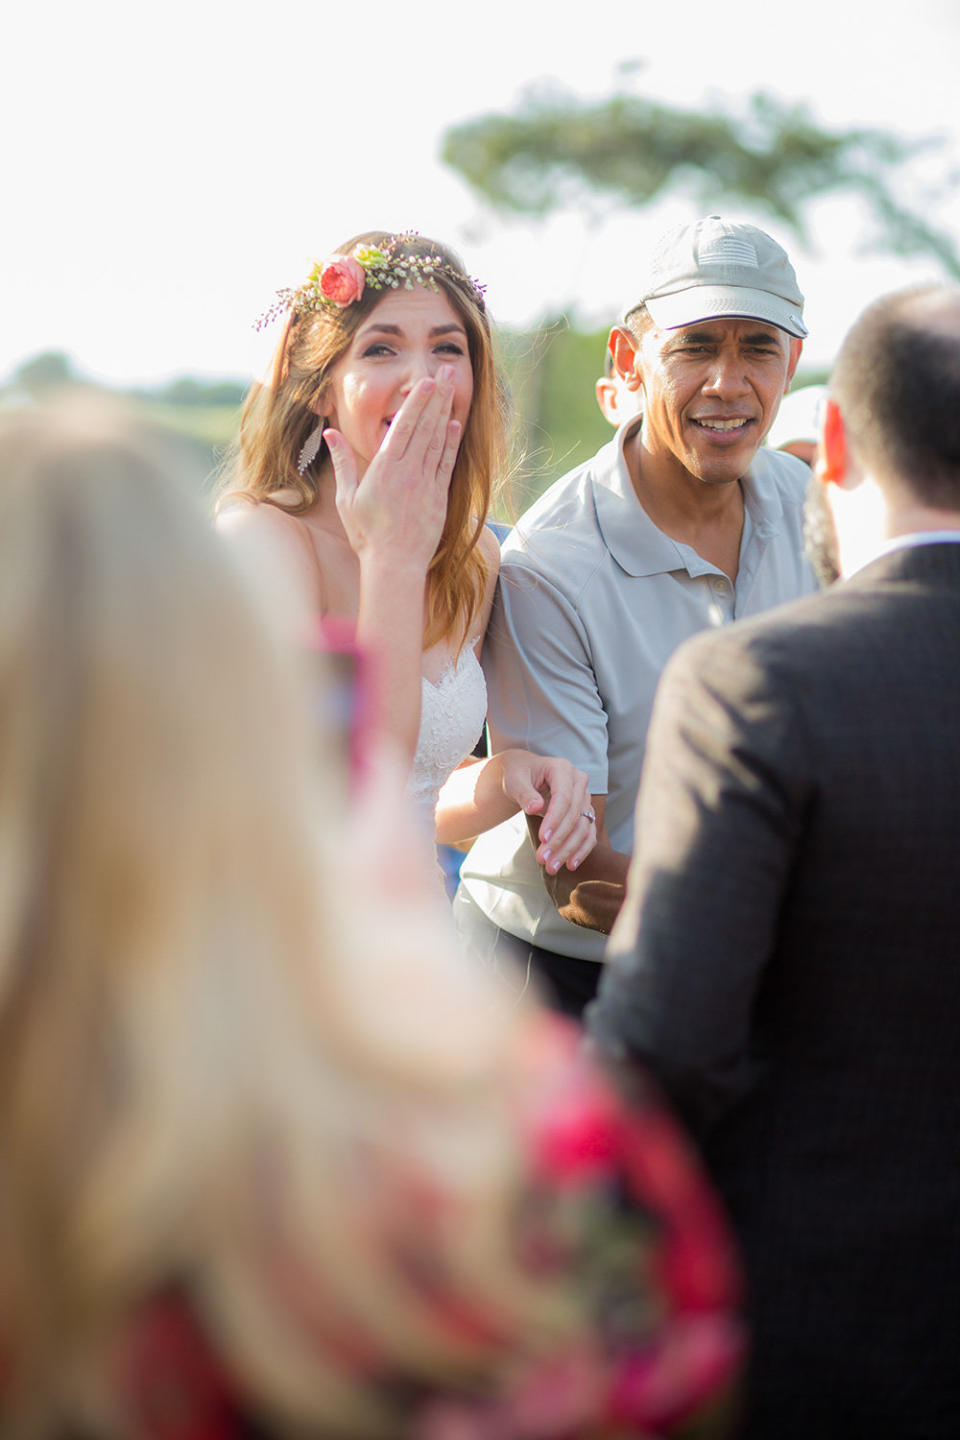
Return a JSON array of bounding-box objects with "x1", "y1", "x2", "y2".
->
[{"x1": 5, "y1": 0, "x2": 959, "y2": 387}]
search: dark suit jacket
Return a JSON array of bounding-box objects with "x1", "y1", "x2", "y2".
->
[{"x1": 588, "y1": 542, "x2": 960, "y2": 1439}]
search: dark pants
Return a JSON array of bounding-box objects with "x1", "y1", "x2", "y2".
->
[{"x1": 505, "y1": 935, "x2": 603, "y2": 1019}]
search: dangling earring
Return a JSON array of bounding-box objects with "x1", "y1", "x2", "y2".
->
[{"x1": 297, "y1": 421, "x2": 325, "y2": 475}]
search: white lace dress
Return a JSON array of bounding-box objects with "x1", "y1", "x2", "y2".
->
[{"x1": 406, "y1": 642, "x2": 488, "y2": 834}]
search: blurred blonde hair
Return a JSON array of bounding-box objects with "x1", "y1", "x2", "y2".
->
[
  {"x1": 0, "y1": 398, "x2": 563, "y2": 1435},
  {"x1": 219, "y1": 231, "x2": 509, "y2": 651}
]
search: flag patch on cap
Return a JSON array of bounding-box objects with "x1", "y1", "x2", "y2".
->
[{"x1": 699, "y1": 236, "x2": 759, "y2": 267}]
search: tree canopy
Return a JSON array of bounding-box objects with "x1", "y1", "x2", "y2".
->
[
  {"x1": 442, "y1": 83, "x2": 960, "y2": 276},
  {"x1": 13, "y1": 351, "x2": 79, "y2": 394}
]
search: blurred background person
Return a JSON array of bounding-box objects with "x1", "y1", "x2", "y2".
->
[
  {"x1": 0, "y1": 396, "x2": 743, "y2": 1437},
  {"x1": 764, "y1": 382, "x2": 827, "y2": 465},
  {"x1": 217, "y1": 230, "x2": 595, "y2": 883}
]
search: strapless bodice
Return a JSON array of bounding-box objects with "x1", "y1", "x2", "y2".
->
[{"x1": 406, "y1": 643, "x2": 487, "y2": 828}]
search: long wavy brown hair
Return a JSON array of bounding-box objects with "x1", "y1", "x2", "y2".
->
[{"x1": 219, "y1": 231, "x2": 509, "y2": 650}]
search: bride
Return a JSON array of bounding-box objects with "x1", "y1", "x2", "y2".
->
[{"x1": 218, "y1": 231, "x2": 597, "y2": 876}]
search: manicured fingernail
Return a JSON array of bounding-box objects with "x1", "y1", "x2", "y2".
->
[
  {"x1": 439, "y1": 364, "x2": 453, "y2": 382},
  {"x1": 541, "y1": 848, "x2": 552, "y2": 866},
  {"x1": 540, "y1": 827, "x2": 552, "y2": 843}
]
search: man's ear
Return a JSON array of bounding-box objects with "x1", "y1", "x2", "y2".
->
[
  {"x1": 816, "y1": 398, "x2": 848, "y2": 488},
  {"x1": 595, "y1": 378, "x2": 618, "y2": 424},
  {"x1": 609, "y1": 327, "x2": 644, "y2": 392}
]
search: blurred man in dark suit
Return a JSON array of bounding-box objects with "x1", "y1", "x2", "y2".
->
[{"x1": 588, "y1": 284, "x2": 960, "y2": 1439}]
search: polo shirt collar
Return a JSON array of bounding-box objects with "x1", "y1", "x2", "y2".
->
[{"x1": 592, "y1": 418, "x2": 788, "y2": 578}]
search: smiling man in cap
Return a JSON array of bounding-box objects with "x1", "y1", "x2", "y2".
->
[{"x1": 454, "y1": 215, "x2": 817, "y2": 1015}]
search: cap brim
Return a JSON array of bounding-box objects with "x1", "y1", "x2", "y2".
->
[{"x1": 643, "y1": 286, "x2": 808, "y2": 339}]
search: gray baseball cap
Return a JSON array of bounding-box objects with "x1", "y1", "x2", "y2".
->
[{"x1": 624, "y1": 215, "x2": 808, "y2": 339}]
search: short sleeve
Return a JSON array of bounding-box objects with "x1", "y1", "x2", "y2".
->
[{"x1": 484, "y1": 560, "x2": 611, "y2": 795}]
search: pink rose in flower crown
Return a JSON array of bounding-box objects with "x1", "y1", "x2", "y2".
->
[{"x1": 318, "y1": 253, "x2": 366, "y2": 307}]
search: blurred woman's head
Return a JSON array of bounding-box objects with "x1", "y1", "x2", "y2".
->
[
  {"x1": 0, "y1": 397, "x2": 540, "y2": 1434},
  {"x1": 0, "y1": 395, "x2": 330, "y2": 1362}
]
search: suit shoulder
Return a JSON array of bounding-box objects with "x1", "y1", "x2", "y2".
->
[{"x1": 673, "y1": 582, "x2": 883, "y2": 692}]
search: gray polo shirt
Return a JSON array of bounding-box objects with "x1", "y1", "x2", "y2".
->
[{"x1": 454, "y1": 417, "x2": 816, "y2": 964}]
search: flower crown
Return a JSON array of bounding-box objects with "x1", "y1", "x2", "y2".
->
[{"x1": 256, "y1": 232, "x2": 486, "y2": 331}]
